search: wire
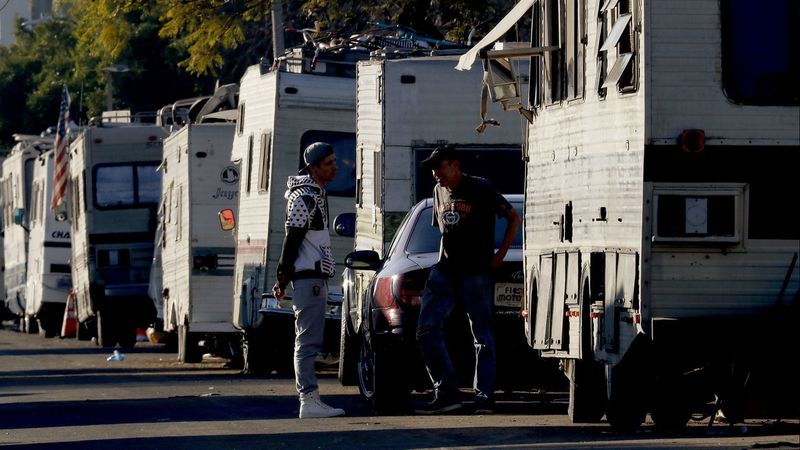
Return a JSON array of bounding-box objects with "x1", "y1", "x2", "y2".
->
[{"x1": 0, "y1": 0, "x2": 12, "y2": 14}]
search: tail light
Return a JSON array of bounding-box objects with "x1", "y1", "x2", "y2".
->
[{"x1": 373, "y1": 269, "x2": 428, "y2": 309}]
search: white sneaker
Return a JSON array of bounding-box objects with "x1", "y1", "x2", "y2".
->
[{"x1": 299, "y1": 390, "x2": 345, "y2": 418}]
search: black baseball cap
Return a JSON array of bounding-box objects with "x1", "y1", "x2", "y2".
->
[
  {"x1": 300, "y1": 142, "x2": 335, "y2": 173},
  {"x1": 420, "y1": 145, "x2": 459, "y2": 169}
]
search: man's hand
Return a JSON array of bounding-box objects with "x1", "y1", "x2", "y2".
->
[{"x1": 272, "y1": 282, "x2": 286, "y2": 301}]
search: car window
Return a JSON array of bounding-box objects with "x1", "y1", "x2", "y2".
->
[{"x1": 405, "y1": 202, "x2": 523, "y2": 254}]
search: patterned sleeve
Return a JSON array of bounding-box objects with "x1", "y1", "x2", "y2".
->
[{"x1": 285, "y1": 194, "x2": 316, "y2": 229}]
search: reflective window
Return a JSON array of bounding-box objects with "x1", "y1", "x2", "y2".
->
[
  {"x1": 94, "y1": 163, "x2": 161, "y2": 209},
  {"x1": 300, "y1": 131, "x2": 356, "y2": 197},
  {"x1": 405, "y1": 203, "x2": 523, "y2": 254},
  {"x1": 722, "y1": 0, "x2": 799, "y2": 105}
]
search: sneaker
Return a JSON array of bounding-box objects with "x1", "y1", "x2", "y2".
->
[
  {"x1": 473, "y1": 397, "x2": 495, "y2": 415},
  {"x1": 299, "y1": 390, "x2": 345, "y2": 418},
  {"x1": 414, "y1": 391, "x2": 463, "y2": 415}
]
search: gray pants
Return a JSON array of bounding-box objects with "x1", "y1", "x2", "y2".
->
[{"x1": 291, "y1": 279, "x2": 327, "y2": 394}]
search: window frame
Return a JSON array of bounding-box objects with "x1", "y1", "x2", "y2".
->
[{"x1": 91, "y1": 161, "x2": 161, "y2": 210}]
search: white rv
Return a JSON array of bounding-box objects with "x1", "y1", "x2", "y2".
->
[
  {"x1": 1, "y1": 134, "x2": 52, "y2": 332},
  {"x1": 462, "y1": 0, "x2": 800, "y2": 428},
  {"x1": 24, "y1": 149, "x2": 72, "y2": 337},
  {"x1": 337, "y1": 54, "x2": 529, "y2": 383},
  {"x1": 229, "y1": 47, "x2": 368, "y2": 373},
  {"x1": 160, "y1": 122, "x2": 238, "y2": 362},
  {"x1": 68, "y1": 116, "x2": 168, "y2": 347}
]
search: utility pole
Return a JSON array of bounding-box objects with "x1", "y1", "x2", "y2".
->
[{"x1": 271, "y1": 0, "x2": 284, "y2": 64}]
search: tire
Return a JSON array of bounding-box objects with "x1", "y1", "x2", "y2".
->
[
  {"x1": 77, "y1": 318, "x2": 95, "y2": 341},
  {"x1": 241, "y1": 330, "x2": 271, "y2": 375},
  {"x1": 566, "y1": 358, "x2": 607, "y2": 423},
  {"x1": 606, "y1": 352, "x2": 649, "y2": 430},
  {"x1": 358, "y1": 332, "x2": 410, "y2": 414},
  {"x1": 338, "y1": 295, "x2": 358, "y2": 385},
  {"x1": 178, "y1": 324, "x2": 203, "y2": 363},
  {"x1": 651, "y1": 372, "x2": 691, "y2": 430},
  {"x1": 96, "y1": 310, "x2": 117, "y2": 348},
  {"x1": 23, "y1": 314, "x2": 39, "y2": 334}
]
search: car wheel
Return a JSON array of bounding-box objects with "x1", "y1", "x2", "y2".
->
[
  {"x1": 358, "y1": 331, "x2": 410, "y2": 414},
  {"x1": 338, "y1": 295, "x2": 358, "y2": 386}
]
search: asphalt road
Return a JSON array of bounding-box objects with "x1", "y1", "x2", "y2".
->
[{"x1": 0, "y1": 327, "x2": 798, "y2": 449}]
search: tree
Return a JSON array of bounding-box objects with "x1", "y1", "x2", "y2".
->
[{"x1": 0, "y1": 17, "x2": 81, "y2": 149}]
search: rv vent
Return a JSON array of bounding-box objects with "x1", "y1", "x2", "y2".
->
[
  {"x1": 400, "y1": 75, "x2": 416, "y2": 84},
  {"x1": 285, "y1": 87, "x2": 298, "y2": 94},
  {"x1": 195, "y1": 152, "x2": 207, "y2": 158}
]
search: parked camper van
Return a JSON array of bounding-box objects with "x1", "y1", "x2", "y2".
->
[
  {"x1": 160, "y1": 122, "x2": 239, "y2": 362},
  {"x1": 68, "y1": 114, "x2": 168, "y2": 347},
  {"x1": 461, "y1": 0, "x2": 800, "y2": 428},
  {"x1": 228, "y1": 45, "x2": 370, "y2": 373},
  {"x1": 24, "y1": 149, "x2": 72, "y2": 337},
  {"x1": 1, "y1": 134, "x2": 52, "y2": 332},
  {"x1": 338, "y1": 54, "x2": 542, "y2": 396}
]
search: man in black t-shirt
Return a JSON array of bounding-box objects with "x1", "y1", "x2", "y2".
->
[{"x1": 414, "y1": 145, "x2": 521, "y2": 415}]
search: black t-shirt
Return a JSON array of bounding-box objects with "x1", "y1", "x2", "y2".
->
[{"x1": 432, "y1": 174, "x2": 512, "y2": 275}]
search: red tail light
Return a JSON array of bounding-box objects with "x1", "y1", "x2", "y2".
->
[
  {"x1": 373, "y1": 270, "x2": 427, "y2": 308},
  {"x1": 393, "y1": 270, "x2": 426, "y2": 307}
]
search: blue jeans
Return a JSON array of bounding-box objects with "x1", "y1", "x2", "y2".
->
[
  {"x1": 416, "y1": 267, "x2": 496, "y2": 399},
  {"x1": 291, "y1": 279, "x2": 327, "y2": 394}
]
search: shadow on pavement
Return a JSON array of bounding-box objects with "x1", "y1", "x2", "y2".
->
[{"x1": 4, "y1": 422, "x2": 800, "y2": 450}]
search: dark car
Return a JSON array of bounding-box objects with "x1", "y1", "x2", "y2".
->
[{"x1": 338, "y1": 195, "x2": 562, "y2": 413}]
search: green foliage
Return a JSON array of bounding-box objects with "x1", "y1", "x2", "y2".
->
[
  {"x1": 1, "y1": 0, "x2": 523, "y2": 148},
  {"x1": 0, "y1": 17, "x2": 82, "y2": 148}
]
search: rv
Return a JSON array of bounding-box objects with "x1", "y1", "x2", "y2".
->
[
  {"x1": 229, "y1": 45, "x2": 369, "y2": 373},
  {"x1": 339, "y1": 54, "x2": 530, "y2": 384},
  {"x1": 460, "y1": 0, "x2": 800, "y2": 428},
  {"x1": 68, "y1": 114, "x2": 168, "y2": 347},
  {"x1": 24, "y1": 150, "x2": 72, "y2": 337},
  {"x1": 160, "y1": 122, "x2": 239, "y2": 362},
  {"x1": 1, "y1": 134, "x2": 52, "y2": 332}
]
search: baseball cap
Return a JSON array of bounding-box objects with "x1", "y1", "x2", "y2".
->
[
  {"x1": 420, "y1": 145, "x2": 459, "y2": 169},
  {"x1": 300, "y1": 142, "x2": 335, "y2": 173}
]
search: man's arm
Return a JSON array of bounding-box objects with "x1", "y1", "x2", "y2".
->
[{"x1": 491, "y1": 205, "x2": 520, "y2": 268}]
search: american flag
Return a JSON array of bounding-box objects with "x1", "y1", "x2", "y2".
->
[{"x1": 50, "y1": 85, "x2": 70, "y2": 211}]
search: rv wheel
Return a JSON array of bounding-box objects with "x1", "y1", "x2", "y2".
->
[
  {"x1": 566, "y1": 358, "x2": 607, "y2": 423},
  {"x1": 96, "y1": 310, "x2": 117, "y2": 348},
  {"x1": 178, "y1": 324, "x2": 203, "y2": 363}
]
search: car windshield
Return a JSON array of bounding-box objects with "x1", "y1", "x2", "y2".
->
[{"x1": 406, "y1": 202, "x2": 523, "y2": 254}]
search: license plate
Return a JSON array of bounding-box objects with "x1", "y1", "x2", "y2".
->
[{"x1": 494, "y1": 283, "x2": 523, "y2": 308}]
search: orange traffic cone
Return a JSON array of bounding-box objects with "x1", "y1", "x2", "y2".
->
[{"x1": 61, "y1": 291, "x2": 78, "y2": 338}]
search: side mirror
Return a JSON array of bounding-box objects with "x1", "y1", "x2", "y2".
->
[
  {"x1": 218, "y1": 209, "x2": 236, "y2": 231},
  {"x1": 344, "y1": 250, "x2": 381, "y2": 271},
  {"x1": 13, "y1": 208, "x2": 25, "y2": 225},
  {"x1": 333, "y1": 213, "x2": 356, "y2": 238},
  {"x1": 486, "y1": 57, "x2": 522, "y2": 110}
]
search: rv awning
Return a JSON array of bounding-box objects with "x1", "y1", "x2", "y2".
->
[{"x1": 455, "y1": 0, "x2": 538, "y2": 71}]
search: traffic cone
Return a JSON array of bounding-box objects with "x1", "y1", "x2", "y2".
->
[{"x1": 61, "y1": 291, "x2": 78, "y2": 338}]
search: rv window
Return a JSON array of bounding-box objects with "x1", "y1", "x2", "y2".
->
[
  {"x1": 299, "y1": 131, "x2": 356, "y2": 197},
  {"x1": 137, "y1": 166, "x2": 161, "y2": 204},
  {"x1": 597, "y1": 0, "x2": 637, "y2": 94},
  {"x1": 94, "y1": 163, "x2": 161, "y2": 209},
  {"x1": 24, "y1": 158, "x2": 35, "y2": 223},
  {"x1": 722, "y1": 0, "x2": 799, "y2": 105},
  {"x1": 237, "y1": 103, "x2": 245, "y2": 135},
  {"x1": 246, "y1": 135, "x2": 254, "y2": 194},
  {"x1": 545, "y1": 0, "x2": 564, "y2": 104},
  {"x1": 259, "y1": 132, "x2": 271, "y2": 193}
]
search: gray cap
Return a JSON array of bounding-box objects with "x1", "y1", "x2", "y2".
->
[{"x1": 300, "y1": 142, "x2": 334, "y2": 173}]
